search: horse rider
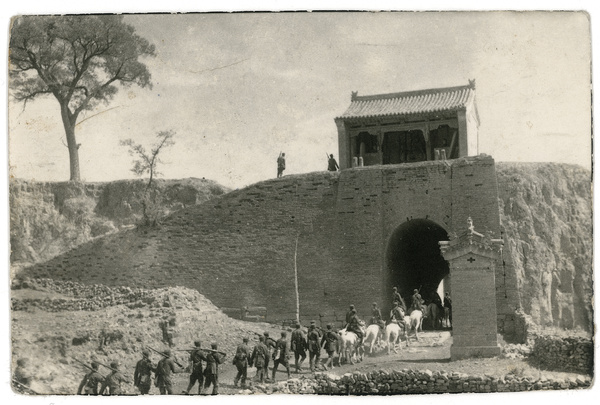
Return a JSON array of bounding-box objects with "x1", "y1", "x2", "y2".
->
[
  {"x1": 392, "y1": 287, "x2": 407, "y2": 311},
  {"x1": 346, "y1": 308, "x2": 364, "y2": 347},
  {"x1": 370, "y1": 302, "x2": 385, "y2": 335},
  {"x1": 390, "y1": 301, "x2": 406, "y2": 326},
  {"x1": 345, "y1": 305, "x2": 356, "y2": 327},
  {"x1": 410, "y1": 289, "x2": 425, "y2": 312}
]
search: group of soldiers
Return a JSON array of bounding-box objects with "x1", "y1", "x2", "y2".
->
[
  {"x1": 276, "y1": 152, "x2": 340, "y2": 178},
  {"x1": 13, "y1": 287, "x2": 453, "y2": 396}
]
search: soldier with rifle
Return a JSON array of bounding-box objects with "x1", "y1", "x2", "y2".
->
[
  {"x1": 182, "y1": 340, "x2": 208, "y2": 395},
  {"x1": 203, "y1": 343, "x2": 225, "y2": 395},
  {"x1": 410, "y1": 288, "x2": 425, "y2": 312},
  {"x1": 75, "y1": 359, "x2": 105, "y2": 395},
  {"x1": 152, "y1": 347, "x2": 181, "y2": 395},
  {"x1": 134, "y1": 349, "x2": 155, "y2": 395},
  {"x1": 99, "y1": 361, "x2": 128, "y2": 395}
]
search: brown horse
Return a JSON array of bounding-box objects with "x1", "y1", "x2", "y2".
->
[{"x1": 425, "y1": 302, "x2": 443, "y2": 329}]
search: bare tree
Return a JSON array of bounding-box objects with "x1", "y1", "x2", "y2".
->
[
  {"x1": 9, "y1": 15, "x2": 156, "y2": 181},
  {"x1": 120, "y1": 130, "x2": 175, "y2": 189}
]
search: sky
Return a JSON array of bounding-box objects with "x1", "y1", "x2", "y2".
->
[{"x1": 7, "y1": 11, "x2": 592, "y2": 189}]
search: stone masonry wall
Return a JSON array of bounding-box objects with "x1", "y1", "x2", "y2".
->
[
  {"x1": 530, "y1": 335, "x2": 594, "y2": 375},
  {"x1": 25, "y1": 156, "x2": 507, "y2": 329},
  {"x1": 255, "y1": 369, "x2": 592, "y2": 395}
]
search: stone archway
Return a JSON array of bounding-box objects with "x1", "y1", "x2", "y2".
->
[{"x1": 385, "y1": 219, "x2": 449, "y2": 312}]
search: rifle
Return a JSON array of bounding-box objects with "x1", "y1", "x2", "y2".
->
[
  {"x1": 176, "y1": 348, "x2": 226, "y2": 356},
  {"x1": 12, "y1": 379, "x2": 40, "y2": 395},
  {"x1": 96, "y1": 361, "x2": 132, "y2": 384},
  {"x1": 147, "y1": 346, "x2": 185, "y2": 368},
  {"x1": 72, "y1": 358, "x2": 106, "y2": 379}
]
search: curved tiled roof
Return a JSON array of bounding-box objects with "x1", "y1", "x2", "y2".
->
[{"x1": 338, "y1": 83, "x2": 476, "y2": 120}]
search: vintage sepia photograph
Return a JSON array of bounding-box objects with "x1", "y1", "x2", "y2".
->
[{"x1": 4, "y1": 6, "x2": 595, "y2": 400}]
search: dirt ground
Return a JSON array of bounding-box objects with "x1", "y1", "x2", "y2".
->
[{"x1": 10, "y1": 284, "x2": 589, "y2": 396}]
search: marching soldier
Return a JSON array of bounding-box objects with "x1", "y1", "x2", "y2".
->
[
  {"x1": 203, "y1": 343, "x2": 225, "y2": 395},
  {"x1": 307, "y1": 321, "x2": 322, "y2": 372},
  {"x1": 99, "y1": 362, "x2": 127, "y2": 395},
  {"x1": 250, "y1": 336, "x2": 269, "y2": 383},
  {"x1": 77, "y1": 361, "x2": 104, "y2": 395},
  {"x1": 134, "y1": 349, "x2": 155, "y2": 395},
  {"x1": 233, "y1": 338, "x2": 250, "y2": 388},
  {"x1": 183, "y1": 340, "x2": 207, "y2": 395},
  {"x1": 155, "y1": 349, "x2": 178, "y2": 395},
  {"x1": 263, "y1": 332, "x2": 276, "y2": 381},
  {"x1": 271, "y1": 331, "x2": 291, "y2": 381},
  {"x1": 291, "y1": 323, "x2": 307, "y2": 373},
  {"x1": 321, "y1": 324, "x2": 340, "y2": 370}
]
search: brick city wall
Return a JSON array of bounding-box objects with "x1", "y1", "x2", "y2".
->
[{"x1": 27, "y1": 156, "x2": 513, "y2": 331}]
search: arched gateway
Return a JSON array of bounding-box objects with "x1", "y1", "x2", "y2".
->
[{"x1": 385, "y1": 219, "x2": 449, "y2": 313}]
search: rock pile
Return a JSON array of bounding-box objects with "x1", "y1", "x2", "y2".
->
[
  {"x1": 11, "y1": 278, "x2": 217, "y2": 313},
  {"x1": 248, "y1": 369, "x2": 592, "y2": 395},
  {"x1": 502, "y1": 343, "x2": 532, "y2": 359},
  {"x1": 530, "y1": 335, "x2": 593, "y2": 375}
]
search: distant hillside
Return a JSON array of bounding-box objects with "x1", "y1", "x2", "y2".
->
[{"x1": 9, "y1": 178, "x2": 229, "y2": 268}]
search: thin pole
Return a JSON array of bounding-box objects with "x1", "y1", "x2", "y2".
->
[{"x1": 294, "y1": 234, "x2": 300, "y2": 323}]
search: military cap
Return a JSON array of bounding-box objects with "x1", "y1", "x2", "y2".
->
[
  {"x1": 393, "y1": 287, "x2": 398, "y2": 291},
  {"x1": 194, "y1": 340, "x2": 201, "y2": 347},
  {"x1": 142, "y1": 349, "x2": 150, "y2": 357},
  {"x1": 110, "y1": 361, "x2": 119, "y2": 369},
  {"x1": 281, "y1": 331, "x2": 287, "y2": 337},
  {"x1": 259, "y1": 336, "x2": 265, "y2": 342},
  {"x1": 349, "y1": 304, "x2": 355, "y2": 309},
  {"x1": 263, "y1": 332, "x2": 269, "y2": 337},
  {"x1": 211, "y1": 343, "x2": 218, "y2": 349},
  {"x1": 243, "y1": 337, "x2": 249, "y2": 343},
  {"x1": 163, "y1": 348, "x2": 171, "y2": 356},
  {"x1": 414, "y1": 289, "x2": 419, "y2": 293},
  {"x1": 91, "y1": 362, "x2": 99, "y2": 370},
  {"x1": 326, "y1": 324, "x2": 332, "y2": 329}
]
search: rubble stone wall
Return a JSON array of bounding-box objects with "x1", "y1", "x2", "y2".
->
[
  {"x1": 259, "y1": 369, "x2": 592, "y2": 395},
  {"x1": 530, "y1": 335, "x2": 593, "y2": 375}
]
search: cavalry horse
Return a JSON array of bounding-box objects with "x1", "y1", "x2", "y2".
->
[
  {"x1": 404, "y1": 309, "x2": 423, "y2": 343},
  {"x1": 364, "y1": 324, "x2": 384, "y2": 355},
  {"x1": 339, "y1": 322, "x2": 365, "y2": 364},
  {"x1": 382, "y1": 322, "x2": 406, "y2": 354},
  {"x1": 425, "y1": 302, "x2": 444, "y2": 330}
]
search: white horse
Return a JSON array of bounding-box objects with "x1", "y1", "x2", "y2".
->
[
  {"x1": 338, "y1": 325, "x2": 365, "y2": 364},
  {"x1": 382, "y1": 323, "x2": 404, "y2": 354},
  {"x1": 364, "y1": 324, "x2": 383, "y2": 355},
  {"x1": 405, "y1": 310, "x2": 423, "y2": 343}
]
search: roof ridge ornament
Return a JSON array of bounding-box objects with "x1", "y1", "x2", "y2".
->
[
  {"x1": 468, "y1": 79, "x2": 476, "y2": 89},
  {"x1": 351, "y1": 91, "x2": 358, "y2": 101}
]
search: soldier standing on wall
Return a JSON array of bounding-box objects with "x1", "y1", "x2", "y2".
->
[
  {"x1": 277, "y1": 152, "x2": 286, "y2": 178},
  {"x1": 134, "y1": 349, "x2": 155, "y2": 395},
  {"x1": 291, "y1": 323, "x2": 307, "y2": 373},
  {"x1": 203, "y1": 343, "x2": 225, "y2": 395},
  {"x1": 271, "y1": 331, "x2": 291, "y2": 381},
  {"x1": 183, "y1": 340, "x2": 207, "y2": 395},
  {"x1": 327, "y1": 154, "x2": 339, "y2": 171},
  {"x1": 250, "y1": 336, "x2": 269, "y2": 383},
  {"x1": 233, "y1": 337, "x2": 250, "y2": 388}
]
